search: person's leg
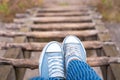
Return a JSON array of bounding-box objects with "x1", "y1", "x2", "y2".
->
[
  {"x1": 30, "y1": 41, "x2": 65, "y2": 80},
  {"x1": 66, "y1": 60, "x2": 101, "y2": 80},
  {"x1": 63, "y1": 35, "x2": 101, "y2": 80}
]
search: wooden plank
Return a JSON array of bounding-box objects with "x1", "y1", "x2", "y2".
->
[
  {"x1": 31, "y1": 16, "x2": 92, "y2": 23},
  {"x1": 0, "y1": 41, "x2": 114, "y2": 51},
  {"x1": 0, "y1": 30, "x2": 101, "y2": 38},
  {"x1": 20, "y1": 28, "x2": 32, "y2": 58},
  {"x1": 0, "y1": 65, "x2": 16, "y2": 80},
  {"x1": 107, "y1": 65, "x2": 115, "y2": 80},
  {"x1": 94, "y1": 18, "x2": 120, "y2": 80},
  {"x1": 0, "y1": 27, "x2": 30, "y2": 80},
  {"x1": 0, "y1": 42, "x2": 24, "y2": 80},
  {"x1": 26, "y1": 6, "x2": 90, "y2": 13},
  {"x1": 95, "y1": 25, "x2": 111, "y2": 42},
  {"x1": 96, "y1": 48, "x2": 107, "y2": 80},
  {"x1": 16, "y1": 28, "x2": 31, "y2": 80},
  {"x1": 85, "y1": 36, "x2": 103, "y2": 79},
  {"x1": 15, "y1": 13, "x2": 29, "y2": 18},
  {"x1": 91, "y1": 12, "x2": 112, "y2": 80},
  {"x1": 14, "y1": 16, "x2": 92, "y2": 23},
  {"x1": 0, "y1": 56, "x2": 120, "y2": 69},
  {"x1": 31, "y1": 23, "x2": 95, "y2": 30},
  {"x1": 87, "y1": 50, "x2": 103, "y2": 79},
  {"x1": 35, "y1": 11, "x2": 90, "y2": 17},
  {"x1": 5, "y1": 23, "x2": 95, "y2": 30},
  {"x1": 103, "y1": 45, "x2": 120, "y2": 80},
  {"x1": 23, "y1": 52, "x2": 40, "y2": 80},
  {"x1": 37, "y1": 7, "x2": 88, "y2": 12}
]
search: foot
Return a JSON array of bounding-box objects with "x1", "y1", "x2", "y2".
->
[
  {"x1": 62, "y1": 35, "x2": 86, "y2": 68},
  {"x1": 39, "y1": 41, "x2": 64, "y2": 79}
]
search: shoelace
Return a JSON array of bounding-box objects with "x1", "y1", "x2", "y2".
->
[
  {"x1": 65, "y1": 44, "x2": 86, "y2": 62},
  {"x1": 65, "y1": 44, "x2": 81, "y2": 56},
  {"x1": 48, "y1": 56, "x2": 64, "y2": 78}
]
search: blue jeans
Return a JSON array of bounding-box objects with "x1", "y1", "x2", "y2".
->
[{"x1": 30, "y1": 60, "x2": 101, "y2": 80}]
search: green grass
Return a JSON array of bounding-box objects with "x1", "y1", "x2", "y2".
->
[{"x1": 0, "y1": 2, "x2": 10, "y2": 15}]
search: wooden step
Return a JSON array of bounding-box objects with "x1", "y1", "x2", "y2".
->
[
  {"x1": 0, "y1": 30, "x2": 100, "y2": 38},
  {"x1": 26, "y1": 6, "x2": 91, "y2": 13},
  {"x1": 0, "y1": 56, "x2": 120, "y2": 69},
  {"x1": 6, "y1": 23, "x2": 95, "y2": 30},
  {"x1": 0, "y1": 41, "x2": 113, "y2": 51},
  {"x1": 35, "y1": 11, "x2": 90, "y2": 17},
  {"x1": 31, "y1": 23, "x2": 95, "y2": 30},
  {"x1": 14, "y1": 16, "x2": 92, "y2": 23}
]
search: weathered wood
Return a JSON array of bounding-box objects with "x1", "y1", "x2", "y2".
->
[
  {"x1": 31, "y1": 23, "x2": 95, "y2": 30},
  {"x1": 15, "y1": 13, "x2": 29, "y2": 18},
  {"x1": 0, "y1": 30, "x2": 106, "y2": 38},
  {"x1": 84, "y1": 36, "x2": 103, "y2": 79},
  {"x1": 31, "y1": 16, "x2": 92, "y2": 23},
  {"x1": 95, "y1": 26, "x2": 111, "y2": 41},
  {"x1": 6, "y1": 23, "x2": 95, "y2": 30},
  {"x1": 0, "y1": 41, "x2": 114, "y2": 51},
  {"x1": 35, "y1": 11, "x2": 90, "y2": 17},
  {"x1": 103, "y1": 45, "x2": 120, "y2": 80},
  {"x1": 14, "y1": 16, "x2": 92, "y2": 23},
  {"x1": 0, "y1": 57, "x2": 120, "y2": 69},
  {"x1": 87, "y1": 50, "x2": 104, "y2": 79},
  {"x1": 87, "y1": 57, "x2": 120, "y2": 66},
  {"x1": 37, "y1": 8, "x2": 88, "y2": 12},
  {"x1": 0, "y1": 27, "x2": 30, "y2": 80},
  {"x1": 26, "y1": 6, "x2": 90, "y2": 13},
  {"x1": 107, "y1": 66, "x2": 115, "y2": 80},
  {"x1": 85, "y1": 35, "x2": 104, "y2": 79},
  {"x1": 93, "y1": 17, "x2": 120, "y2": 80},
  {"x1": 91, "y1": 13, "x2": 111, "y2": 80},
  {"x1": 0, "y1": 57, "x2": 38, "y2": 69}
]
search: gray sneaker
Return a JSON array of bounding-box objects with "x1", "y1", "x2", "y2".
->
[{"x1": 62, "y1": 35, "x2": 86, "y2": 68}]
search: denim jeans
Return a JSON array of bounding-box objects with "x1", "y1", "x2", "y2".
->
[{"x1": 30, "y1": 60, "x2": 101, "y2": 80}]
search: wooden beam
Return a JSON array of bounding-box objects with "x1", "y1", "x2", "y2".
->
[
  {"x1": 31, "y1": 16, "x2": 92, "y2": 23},
  {"x1": 26, "y1": 6, "x2": 90, "y2": 13},
  {"x1": 31, "y1": 23, "x2": 95, "y2": 30},
  {"x1": 0, "y1": 28, "x2": 31, "y2": 80},
  {"x1": 35, "y1": 11, "x2": 90, "y2": 17},
  {"x1": 93, "y1": 16, "x2": 120, "y2": 80},
  {"x1": 0, "y1": 41, "x2": 114, "y2": 51},
  {"x1": 14, "y1": 16, "x2": 92, "y2": 23},
  {"x1": 6, "y1": 23, "x2": 95, "y2": 30},
  {"x1": 15, "y1": 13, "x2": 29, "y2": 18},
  {"x1": 0, "y1": 30, "x2": 104, "y2": 38},
  {"x1": 0, "y1": 57, "x2": 120, "y2": 69}
]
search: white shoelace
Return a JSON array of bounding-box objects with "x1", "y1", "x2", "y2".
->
[
  {"x1": 65, "y1": 44, "x2": 86, "y2": 66},
  {"x1": 65, "y1": 44, "x2": 82, "y2": 57},
  {"x1": 48, "y1": 56, "x2": 64, "y2": 78}
]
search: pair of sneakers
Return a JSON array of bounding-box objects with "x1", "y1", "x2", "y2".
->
[{"x1": 39, "y1": 35, "x2": 86, "y2": 79}]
